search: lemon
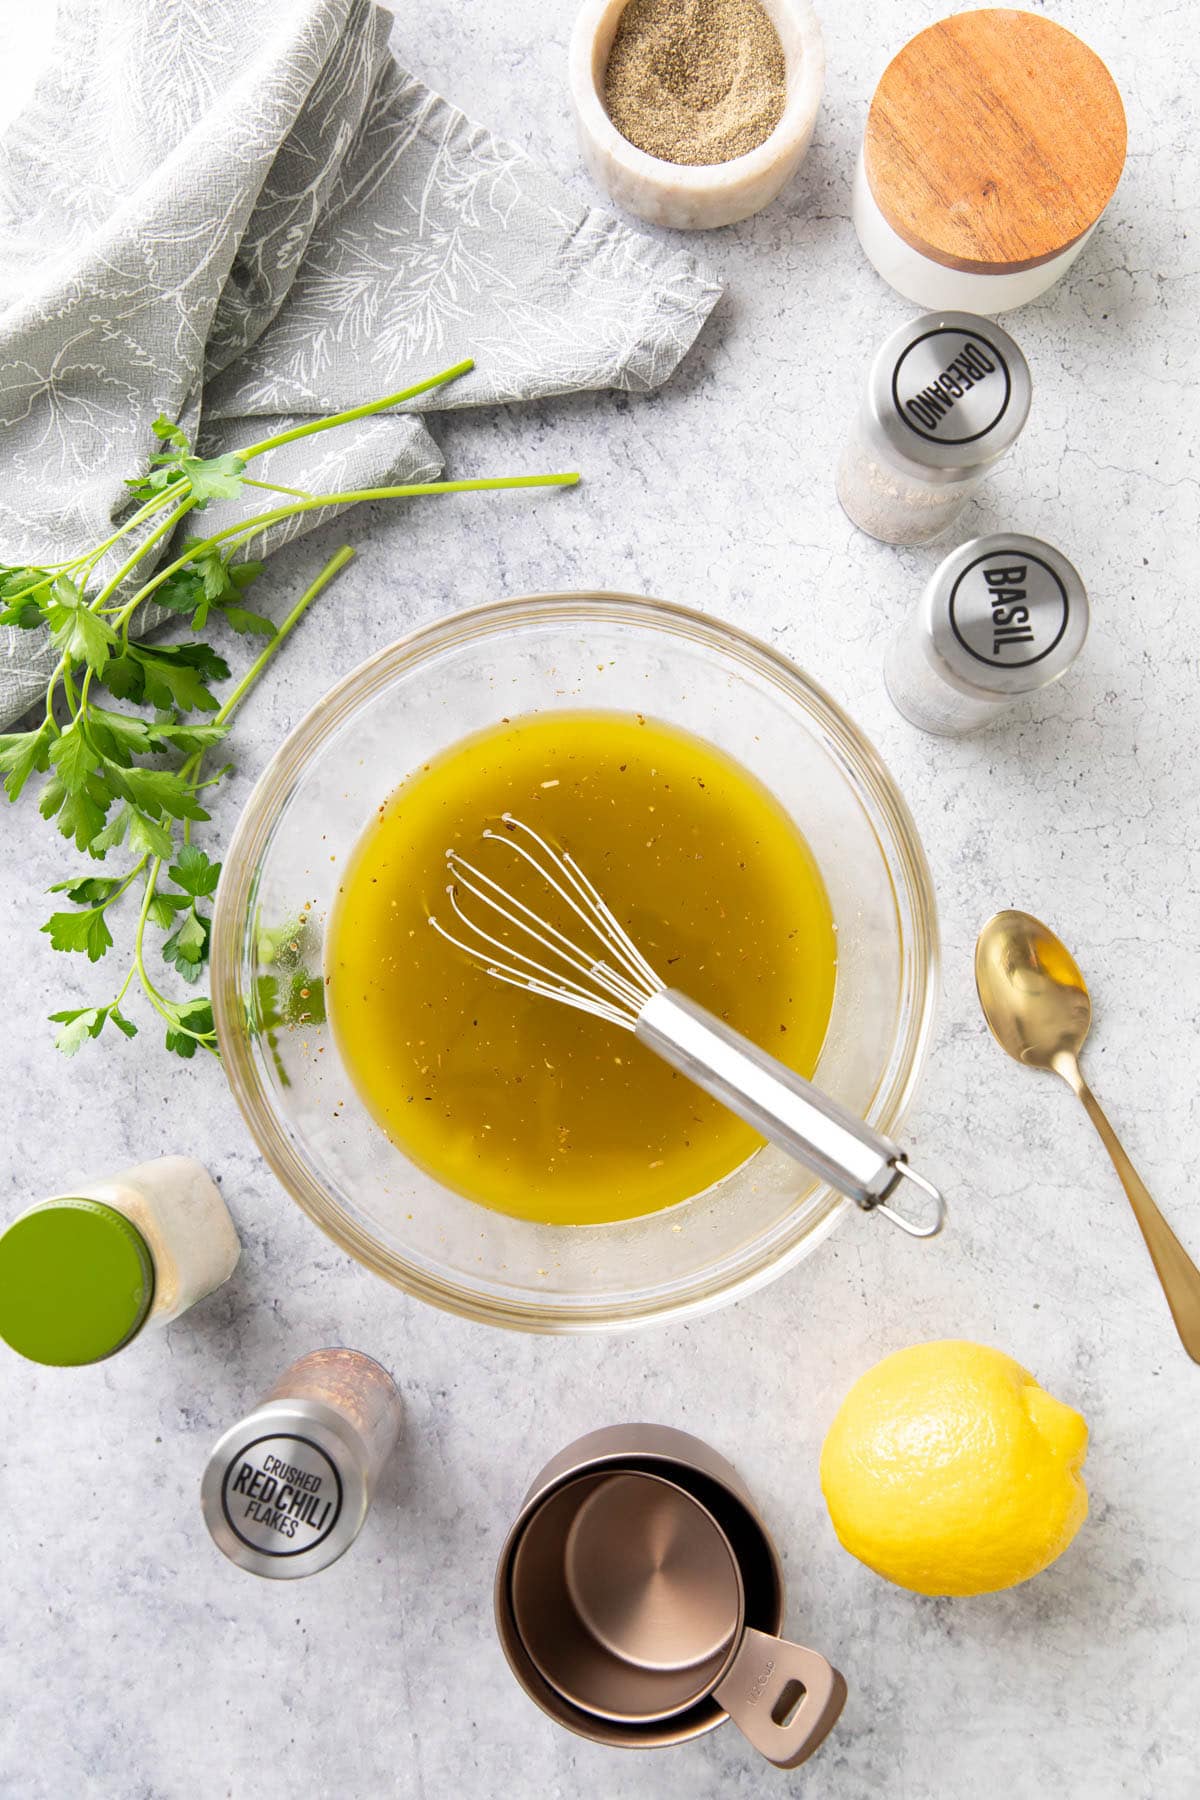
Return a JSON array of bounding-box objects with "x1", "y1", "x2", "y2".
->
[{"x1": 819, "y1": 1340, "x2": 1088, "y2": 1596}]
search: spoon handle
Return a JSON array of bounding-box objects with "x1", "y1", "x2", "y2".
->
[{"x1": 1064, "y1": 1065, "x2": 1200, "y2": 1363}]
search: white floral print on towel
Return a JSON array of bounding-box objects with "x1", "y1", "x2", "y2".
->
[{"x1": 0, "y1": 0, "x2": 722, "y2": 727}]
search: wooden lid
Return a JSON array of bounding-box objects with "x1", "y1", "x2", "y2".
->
[{"x1": 864, "y1": 10, "x2": 1127, "y2": 274}]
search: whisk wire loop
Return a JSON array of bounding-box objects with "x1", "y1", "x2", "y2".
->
[
  {"x1": 441, "y1": 877, "x2": 625, "y2": 1016},
  {"x1": 474, "y1": 963, "x2": 634, "y2": 1030},
  {"x1": 428, "y1": 814, "x2": 661, "y2": 1028},
  {"x1": 483, "y1": 817, "x2": 662, "y2": 1002}
]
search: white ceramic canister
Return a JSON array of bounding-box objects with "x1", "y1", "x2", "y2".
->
[
  {"x1": 854, "y1": 10, "x2": 1126, "y2": 312},
  {"x1": 0, "y1": 1155, "x2": 240, "y2": 1366},
  {"x1": 884, "y1": 534, "x2": 1089, "y2": 737},
  {"x1": 837, "y1": 312, "x2": 1031, "y2": 546}
]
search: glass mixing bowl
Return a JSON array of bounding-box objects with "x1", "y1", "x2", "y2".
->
[{"x1": 212, "y1": 594, "x2": 938, "y2": 1332}]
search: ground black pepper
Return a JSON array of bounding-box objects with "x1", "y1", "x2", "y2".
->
[{"x1": 604, "y1": 0, "x2": 786, "y2": 167}]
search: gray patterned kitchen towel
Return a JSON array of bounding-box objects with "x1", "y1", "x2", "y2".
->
[{"x1": 0, "y1": 0, "x2": 722, "y2": 726}]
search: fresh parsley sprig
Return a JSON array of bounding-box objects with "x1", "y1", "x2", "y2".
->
[
  {"x1": 25, "y1": 545, "x2": 352, "y2": 1058},
  {"x1": 0, "y1": 356, "x2": 579, "y2": 1059}
]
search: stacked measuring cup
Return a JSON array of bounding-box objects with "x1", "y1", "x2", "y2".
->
[{"x1": 494, "y1": 1425, "x2": 846, "y2": 1770}]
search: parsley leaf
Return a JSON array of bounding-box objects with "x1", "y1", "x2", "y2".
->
[
  {"x1": 168, "y1": 845, "x2": 221, "y2": 897},
  {"x1": 135, "y1": 643, "x2": 229, "y2": 714},
  {"x1": 162, "y1": 908, "x2": 210, "y2": 981},
  {"x1": 148, "y1": 721, "x2": 229, "y2": 754},
  {"x1": 162, "y1": 996, "x2": 215, "y2": 1058},
  {"x1": 147, "y1": 893, "x2": 187, "y2": 928},
  {"x1": 39, "y1": 774, "x2": 111, "y2": 851},
  {"x1": 47, "y1": 875, "x2": 121, "y2": 903},
  {"x1": 108, "y1": 764, "x2": 208, "y2": 822},
  {"x1": 152, "y1": 548, "x2": 267, "y2": 635},
  {"x1": 130, "y1": 432, "x2": 247, "y2": 508},
  {"x1": 89, "y1": 805, "x2": 132, "y2": 857},
  {"x1": 0, "y1": 567, "x2": 54, "y2": 627},
  {"x1": 48, "y1": 1006, "x2": 110, "y2": 1055},
  {"x1": 126, "y1": 809, "x2": 176, "y2": 860},
  {"x1": 48, "y1": 723, "x2": 98, "y2": 793},
  {"x1": 48, "y1": 1000, "x2": 138, "y2": 1053},
  {"x1": 0, "y1": 721, "x2": 53, "y2": 800},
  {"x1": 86, "y1": 708, "x2": 154, "y2": 764},
  {"x1": 45, "y1": 578, "x2": 118, "y2": 675},
  {"x1": 151, "y1": 415, "x2": 190, "y2": 449},
  {"x1": 178, "y1": 452, "x2": 245, "y2": 505},
  {"x1": 153, "y1": 567, "x2": 208, "y2": 620},
  {"x1": 42, "y1": 907, "x2": 114, "y2": 962},
  {"x1": 223, "y1": 604, "x2": 275, "y2": 638}
]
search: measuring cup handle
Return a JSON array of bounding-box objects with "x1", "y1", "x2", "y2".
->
[{"x1": 713, "y1": 1626, "x2": 847, "y2": 1770}]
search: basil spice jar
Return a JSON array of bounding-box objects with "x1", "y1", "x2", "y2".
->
[
  {"x1": 837, "y1": 312, "x2": 1032, "y2": 546},
  {"x1": 884, "y1": 535, "x2": 1090, "y2": 737}
]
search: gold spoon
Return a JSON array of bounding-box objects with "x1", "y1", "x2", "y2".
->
[{"x1": 975, "y1": 910, "x2": 1200, "y2": 1364}]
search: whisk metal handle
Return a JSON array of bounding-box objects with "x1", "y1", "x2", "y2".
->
[{"x1": 636, "y1": 990, "x2": 944, "y2": 1235}]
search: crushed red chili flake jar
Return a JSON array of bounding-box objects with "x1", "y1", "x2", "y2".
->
[{"x1": 201, "y1": 1348, "x2": 402, "y2": 1578}]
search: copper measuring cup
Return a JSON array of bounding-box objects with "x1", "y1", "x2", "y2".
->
[{"x1": 495, "y1": 1426, "x2": 846, "y2": 1769}]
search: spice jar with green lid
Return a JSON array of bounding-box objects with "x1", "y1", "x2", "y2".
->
[{"x1": 0, "y1": 1155, "x2": 240, "y2": 1366}]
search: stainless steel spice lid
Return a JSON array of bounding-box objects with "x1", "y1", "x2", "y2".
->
[
  {"x1": 921, "y1": 535, "x2": 1089, "y2": 698},
  {"x1": 201, "y1": 1398, "x2": 371, "y2": 1578},
  {"x1": 867, "y1": 313, "x2": 1031, "y2": 477}
]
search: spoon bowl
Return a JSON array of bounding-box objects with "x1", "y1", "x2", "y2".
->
[{"x1": 974, "y1": 909, "x2": 1092, "y2": 1071}]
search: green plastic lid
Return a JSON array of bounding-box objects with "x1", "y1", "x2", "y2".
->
[{"x1": 0, "y1": 1199, "x2": 155, "y2": 1366}]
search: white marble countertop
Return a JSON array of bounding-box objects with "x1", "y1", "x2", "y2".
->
[{"x1": 2, "y1": 3, "x2": 1197, "y2": 1797}]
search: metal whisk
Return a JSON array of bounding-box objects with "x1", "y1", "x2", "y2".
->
[{"x1": 429, "y1": 815, "x2": 944, "y2": 1237}]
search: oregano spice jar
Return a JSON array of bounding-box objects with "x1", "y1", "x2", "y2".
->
[
  {"x1": 202, "y1": 1349, "x2": 403, "y2": 1578},
  {"x1": 0, "y1": 1155, "x2": 240, "y2": 1367},
  {"x1": 854, "y1": 11, "x2": 1127, "y2": 312},
  {"x1": 837, "y1": 312, "x2": 1031, "y2": 546}
]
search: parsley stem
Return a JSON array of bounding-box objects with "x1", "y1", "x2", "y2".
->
[
  {"x1": 225, "y1": 473, "x2": 581, "y2": 528},
  {"x1": 92, "y1": 493, "x2": 197, "y2": 625},
  {"x1": 125, "y1": 856, "x2": 215, "y2": 1053},
  {"x1": 100, "y1": 856, "x2": 149, "y2": 911},
  {"x1": 106, "y1": 473, "x2": 574, "y2": 623},
  {"x1": 44, "y1": 656, "x2": 67, "y2": 730},
  {"x1": 2, "y1": 490, "x2": 179, "y2": 607},
  {"x1": 236, "y1": 358, "x2": 475, "y2": 461},
  {"x1": 190, "y1": 764, "x2": 233, "y2": 792},
  {"x1": 175, "y1": 546, "x2": 354, "y2": 853},
  {"x1": 241, "y1": 477, "x2": 316, "y2": 500},
  {"x1": 132, "y1": 857, "x2": 196, "y2": 1034},
  {"x1": 208, "y1": 545, "x2": 356, "y2": 730},
  {"x1": 74, "y1": 485, "x2": 187, "y2": 581}
]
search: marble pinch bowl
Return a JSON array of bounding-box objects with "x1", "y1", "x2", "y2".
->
[{"x1": 568, "y1": 0, "x2": 825, "y2": 230}]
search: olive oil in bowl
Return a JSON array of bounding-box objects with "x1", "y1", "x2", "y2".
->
[{"x1": 327, "y1": 712, "x2": 836, "y2": 1225}]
